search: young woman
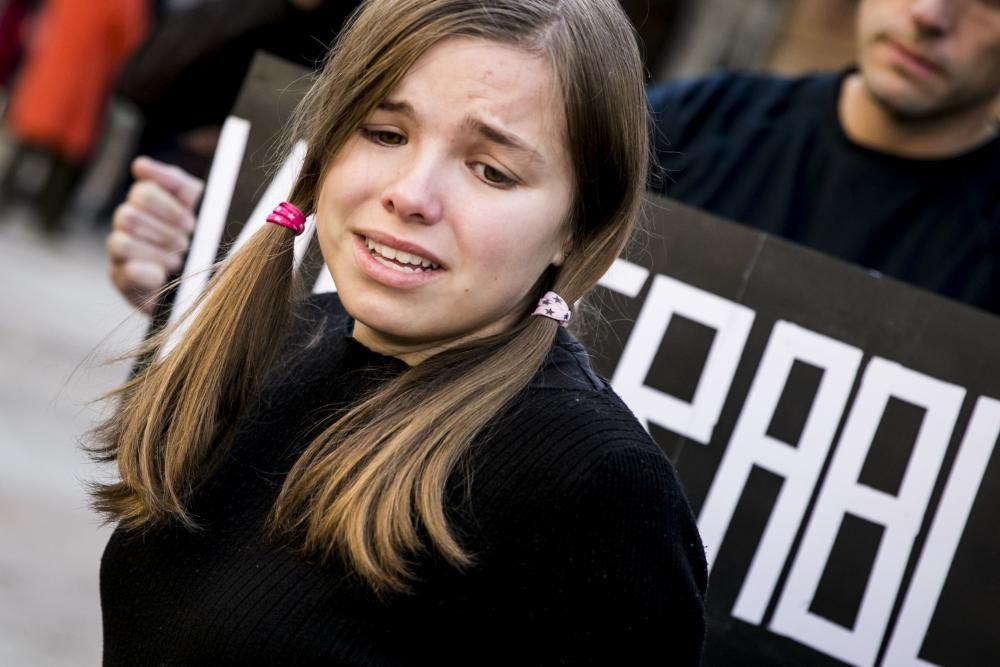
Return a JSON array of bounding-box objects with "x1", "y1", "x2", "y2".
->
[{"x1": 92, "y1": 0, "x2": 707, "y2": 664}]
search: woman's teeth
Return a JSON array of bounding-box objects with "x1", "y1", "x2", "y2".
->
[{"x1": 365, "y1": 237, "x2": 441, "y2": 273}]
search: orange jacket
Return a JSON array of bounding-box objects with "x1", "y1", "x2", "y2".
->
[{"x1": 7, "y1": 0, "x2": 149, "y2": 161}]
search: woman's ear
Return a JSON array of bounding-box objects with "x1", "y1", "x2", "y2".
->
[{"x1": 551, "y1": 232, "x2": 573, "y2": 267}]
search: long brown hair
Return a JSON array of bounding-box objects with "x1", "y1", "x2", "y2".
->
[{"x1": 90, "y1": 0, "x2": 649, "y2": 593}]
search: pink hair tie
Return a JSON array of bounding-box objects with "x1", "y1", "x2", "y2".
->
[
  {"x1": 266, "y1": 201, "x2": 307, "y2": 236},
  {"x1": 532, "y1": 291, "x2": 571, "y2": 327}
]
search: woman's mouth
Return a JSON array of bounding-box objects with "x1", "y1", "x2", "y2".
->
[{"x1": 365, "y1": 237, "x2": 442, "y2": 273}]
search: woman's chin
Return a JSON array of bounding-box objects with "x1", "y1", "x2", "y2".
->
[{"x1": 350, "y1": 314, "x2": 434, "y2": 353}]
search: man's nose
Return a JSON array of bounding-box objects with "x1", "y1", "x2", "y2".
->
[
  {"x1": 381, "y1": 152, "x2": 445, "y2": 225},
  {"x1": 909, "y1": 0, "x2": 958, "y2": 37}
]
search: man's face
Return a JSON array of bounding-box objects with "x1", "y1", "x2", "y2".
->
[{"x1": 856, "y1": 0, "x2": 1000, "y2": 119}]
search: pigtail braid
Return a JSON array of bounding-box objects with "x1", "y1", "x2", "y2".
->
[
  {"x1": 270, "y1": 310, "x2": 561, "y2": 593},
  {"x1": 89, "y1": 223, "x2": 300, "y2": 527}
]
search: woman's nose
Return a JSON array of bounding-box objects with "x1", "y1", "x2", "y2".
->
[{"x1": 381, "y1": 155, "x2": 444, "y2": 225}]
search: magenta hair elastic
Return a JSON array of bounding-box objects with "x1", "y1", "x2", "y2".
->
[
  {"x1": 266, "y1": 201, "x2": 307, "y2": 236},
  {"x1": 532, "y1": 291, "x2": 571, "y2": 327}
]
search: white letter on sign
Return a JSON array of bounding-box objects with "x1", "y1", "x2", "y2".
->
[
  {"x1": 611, "y1": 274, "x2": 755, "y2": 444},
  {"x1": 597, "y1": 257, "x2": 650, "y2": 299},
  {"x1": 163, "y1": 116, "x2": 250, "y2": 357},
  {"x1": 698, "y1": 321, "x2": 862, "y2": 614},
  {"x1": 770, "y1": 358, "x2": 965, "y2": 667},
  {"x1": 882, "y1": 396, "x2": 1000, "y2": 666}
]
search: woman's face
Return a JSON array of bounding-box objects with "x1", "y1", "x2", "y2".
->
[{"x1": 315, "y1": 38, "x2": 574, "y2": 363}]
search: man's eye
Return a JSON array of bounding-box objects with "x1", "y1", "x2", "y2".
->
[
  {"x1": 474, "y1": 163, "x2": 516, "y2": 188},
  {"x1": 362, "y1": 128, "x2": 406, "y2": 146}
]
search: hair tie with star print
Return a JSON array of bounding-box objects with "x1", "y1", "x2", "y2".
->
[{"x1": 532, "y1": 291, "x2": 571, "y2": 327}]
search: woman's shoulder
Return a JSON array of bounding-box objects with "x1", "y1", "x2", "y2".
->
[
  {"x1": 466, "y1": 356, "x2": 707, "y2": 647},
  {"x1": 500, "y1": 382, "x2": 679, "y2": 493},
  {"x1": 487, "y1": 336, "x2": 679, "y2": 502},
  {"x1": 530, "y1": 326, "x2": 609, "y2": 392},
  {"x1": 527, "y1": 329, "x2": 656, "y2": 462}
]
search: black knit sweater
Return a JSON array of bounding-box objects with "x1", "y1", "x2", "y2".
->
[{"x1": 100, "y1": 294, "x2": 707, "y2": 666}]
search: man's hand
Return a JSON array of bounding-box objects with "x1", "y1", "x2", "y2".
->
[{"x1": 108, "y1": 157, "x2": 203, "y2": 314}]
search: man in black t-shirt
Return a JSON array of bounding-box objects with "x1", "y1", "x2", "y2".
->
[
  {"x1": 648, "y1": 0, "x2": 1000, "y2": 314},
  {"x1": 107, "y1": 0, "x2": 1000, "y2": 316}
]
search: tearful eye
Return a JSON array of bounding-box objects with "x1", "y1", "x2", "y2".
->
[
  {"x1": 362, "y1": 128, "x2": 407, "y2": 146},
  {"x1": 474, "y1": 163, "x2": 517, "y2": 188}
]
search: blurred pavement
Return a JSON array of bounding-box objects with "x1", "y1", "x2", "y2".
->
[{"x1": 0, "y1": 211, "x2": 146, "y2": 666}]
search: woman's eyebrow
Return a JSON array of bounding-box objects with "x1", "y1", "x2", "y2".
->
[
  {"x1": 464, "y1": 115, "x2": 544, "y2": 163},
  {"x1": 377, "y1": 98, "x2": 414, "y2": 114},
  {"x1": 376, "y1": 99, "x2": 544, "y2": 164}
]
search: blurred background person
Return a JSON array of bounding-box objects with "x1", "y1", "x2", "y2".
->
[
  {"x1": 113, "y1": 0, "x2": 362, "y2": 185},
  {"x1": 649, "y1": 0, "x2": 1000, "y2": 315},
  {"x1": 0, "y1": 0, "x2": 149, "y2": 234},
  {"x1": 0, "y1": 0, "x2": 37, "y2": 99}
]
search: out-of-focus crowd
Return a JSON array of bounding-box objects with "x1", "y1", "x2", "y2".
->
[
  {"x1": 0, "y1": 0, "x2": 368, "y2": 235},
  {"x1": 0, "y1": 0, "x2": 827, "y2": 239}
]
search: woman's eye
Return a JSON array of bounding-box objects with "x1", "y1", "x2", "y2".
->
[
  {"x1": 474, "y1": 163, "x2": 517, "y2": 188},
  {"x1": 362, "y1": 128, "x2": 406, "y2": 146}
]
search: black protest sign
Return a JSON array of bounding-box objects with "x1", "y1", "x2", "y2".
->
[
  {"x1": 587, "y1": 201, "x2": 1000, "y2": 666},
  {"x1": 163, "y1": 54, "x2": 321, "y2": 337},
  {"x1": 170, "y1": 53, "x2": 1000, "y2": 666}
]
